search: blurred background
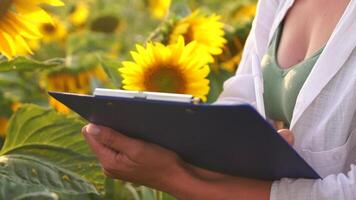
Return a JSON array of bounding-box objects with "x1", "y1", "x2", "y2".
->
[{"x1": 0, "y1": 0, "x2": 257, "y2": 199}]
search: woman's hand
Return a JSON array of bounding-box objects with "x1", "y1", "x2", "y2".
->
[
  {"x1": 82, "y1": 124, "x2": 294, "y2": 200},
  {"x1": 82, "y1": 124, "x2": 188, "y2": 190},
  {"x1": 278, "y1": 129, "x2": 295, "y2": 146}
]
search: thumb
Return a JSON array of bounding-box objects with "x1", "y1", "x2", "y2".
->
[{"x1": 278, "y1": 129, "x2": 295, "y2": 146}]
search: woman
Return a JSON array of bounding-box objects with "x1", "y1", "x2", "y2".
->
[{"x1": 82, "y1": 0, "x2": 356, "y2": 199}]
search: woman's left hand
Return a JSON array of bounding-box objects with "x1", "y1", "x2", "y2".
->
[{"x1": 82, "y1": 123, "x2": 187, "y2": 190}]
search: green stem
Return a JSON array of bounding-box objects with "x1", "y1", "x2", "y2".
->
[{"x1": 154, "y1": 190, "x2": 164, "y2": 200}]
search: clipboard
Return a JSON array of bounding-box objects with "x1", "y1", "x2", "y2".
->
[{"x1": 49, "y1": 90, "x2": 320, "y2": 180}]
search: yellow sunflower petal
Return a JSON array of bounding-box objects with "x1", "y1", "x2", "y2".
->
[
  {"x1": 169, "y1": 10, "x2": 226, "y2": 58},
  {"x1": 0, "y1": 31, "x2": 14, "y2": 59},
  {"x1": 0, "y1": 0, "x2": 62, "y2": 59}
]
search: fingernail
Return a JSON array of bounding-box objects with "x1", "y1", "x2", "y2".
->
[
  {"x1": 86, "y1": 124, "x2": 100, "y2": 136},
  {"x1": 81, "y1": 126, "x2": 88, "y2": 135}
]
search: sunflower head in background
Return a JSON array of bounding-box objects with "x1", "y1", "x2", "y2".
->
[
  {"x1": 90, "y1": 15, "x2": 121, "y2": 34},
  {"x1": 214, "y1": 3, "x2": 256, "y2": 72},
  {"x1": 43, "y1": 66, "x2": 108, "y2": 113},
  {"x1": 232, "y1": 3, "x2": 257, "y2": 25},
  {"x1": 215, "y1": 30, "x2": 245, "y2": 72},
  {"x1": 39, "y1": 17, "x2": 68, "y2": 43},
  {"x1": 119, "y1": 37, "x2": 211, "y2": 102},
  {"x1": 169, "y1": 10, "x2": 226, "y2": 60},
  {"x1": 0, "y1": 0, "x2": 64, "y2": 59},
  {"x1": 69, "y1": 1, "x2": 90, "y2": 27},
  {"x1": 148, "y1": 0, "x2": 171, "y2": 19}
]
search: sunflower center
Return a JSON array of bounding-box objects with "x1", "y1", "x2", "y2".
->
[
  {"x1": 182, "y1": 25, "x2": 195, "y2": 43},
  {"x1": 90, "y1": 16, "x2": 120, "y2": 33},
  {"x1": 144, "y1": 67, "x2": 186, "y2": 93},
  {"x1": 42, "y1": 23, "x2": 56, "y2": 34},
  {"x1": 0, "y1": 0, "x2": 12, "y2": 18}
]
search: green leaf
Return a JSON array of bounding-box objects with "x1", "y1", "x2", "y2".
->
[
  {"x1": 99, "y1": 57, "x2": 122, "y2": 88},
  {"x1": 104, "y1": 179, "x2": 141, "y2": 200},
  {"x1": 0, "y1": 138, "x2": 3, "y2": 150},
  {"x1": 0, "y1": 104, "x2": 105, "y2": 191},
  {"x1": 0, "y1": 57, "x2": 64, "y2": 72},
  {"x1": 66, "y1": 32, "x2": 118, "y2": 55},
  {"x1": 0, "y1": 72, "x2": 47, "y2": 105},
  {"x1": 207, "y1": 70, "x2": 234, "y2": 103},
  {"x1": 139, "y1": 187, "x2": 155, "y2": 200},
  {"x1": 161, "y1": 193, "x2": 176, "y2": 200},
  {"x1": 0, "y1": 91, "x2": 12, "y2": 117},
  {"x1": 0, "y1": 154, "x2": 101, "y2": 200}
]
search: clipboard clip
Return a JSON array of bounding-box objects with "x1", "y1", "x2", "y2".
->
[{"x1": 94, "y1": 88, "x2": 202, "y2": 104}]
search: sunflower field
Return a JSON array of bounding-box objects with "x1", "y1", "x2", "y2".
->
[{"x1": 0, "y1": 0, "x2": 256, "y2": 199}]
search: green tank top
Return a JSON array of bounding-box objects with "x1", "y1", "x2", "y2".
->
[{"x1": 261, "y1": 24, "x2": 324, "y2": 128}]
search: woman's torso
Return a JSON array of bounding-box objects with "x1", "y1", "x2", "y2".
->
[
  {"x1": 218, "y1": 0, "x2": 356, "y2": 177},
  {"x1": 263, "y1": 0, "x2": 351, "y2": 129},
  {"x1": 260, "y1": 0, "x2": 356, "y2": 177}
]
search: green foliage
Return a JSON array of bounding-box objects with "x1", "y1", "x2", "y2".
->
[
  {"x1": 0, "y1": 72, "x2": 48, "y2": 105},
  {"x1": 67, "y1": 33, "x2": 117, "y2": 55},
  {"x1": 207, "y1": 70, "x2": 235, "y2": 103},
  {"x1": 0, "y1": 155, "x2": 101, "y2": 200},
  {"x1": 0, "y1": 0, "x2": 257, "y2": 198},
  {"x1": 0, "y1": 91, "x2": 12, "y2": 117},
  {"x1": 105, "y1": 179, "x2": 141, "y2": 200},
  {"x1": 0, "y1": 105, "x2": 104, "y2": 199},
  {"x1": 0, "y1": 57, "x2": 64, "y2": 73},
  {"x1": 0, "y1": 138, "x2": 3, "y2": 150},
  {"x1": 99, "y1": 57, "x2": 123, "y2": 89},
  {"x1": 104, "y1": 179, "x2": 177, "y2": 200}
]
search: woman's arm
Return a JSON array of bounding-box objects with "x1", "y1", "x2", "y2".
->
[
  {"x1": 82, "y1": 124, "x2": 275, "y2": 200},
  {"x1": 166, "y1": 170, "x2": 272, "y2": 200}
]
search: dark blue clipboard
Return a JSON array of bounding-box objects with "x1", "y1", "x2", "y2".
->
[{"x1": 49, "y1": 91, "x2": 321, "y2": 181}]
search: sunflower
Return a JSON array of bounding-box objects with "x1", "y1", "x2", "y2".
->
[
  {"x1": 119, "y1": 37, "x2": 211, "y2": 101},
  {"x1": 0, "y1": 0, "x2": 64, "y2": 59},
  {"x1": 148, "y1": 0, "x2": 171, "y2": 19},
  {"x1": 39, "y1": 17, "x2": 67, "y2": 43},
  {"x1": 69, "y1": 1, "x2": 90, "y2": 27},
  {"x1": 216, "y1": 34, "x2": 244, "y2": 72},
  {"x1": 233, "y1": 3, "x2": 257, "y2": 25},
  {"x1": 44, "y1": 66, "x2": 108, "y2": 113},
  {"x1": 169, "y1": 10, "x2": 226, "y2": 59}
]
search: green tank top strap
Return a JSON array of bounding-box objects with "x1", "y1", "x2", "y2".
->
[{"x1": 261, "y1": 23, "x2": 325, "y2": 128}]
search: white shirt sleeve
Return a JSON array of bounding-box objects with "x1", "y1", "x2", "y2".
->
[{"x1": 271, "y1": 165, "x2": 356, "y2": 200}]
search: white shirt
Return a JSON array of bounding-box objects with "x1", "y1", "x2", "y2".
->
[{"x1": 216, "y1": 0, "x2": 356, "y2": 199}]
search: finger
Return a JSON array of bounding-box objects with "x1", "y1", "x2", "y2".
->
[
  {"x1": 85, "y1": 124, "x2": 141, "y2": 154},
  {"x1": 278, "y1": 129, "x2": 295, "y2": 146},
  {"x1": 82, "y1": 125, "x2": 118, "y2": 168}
]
